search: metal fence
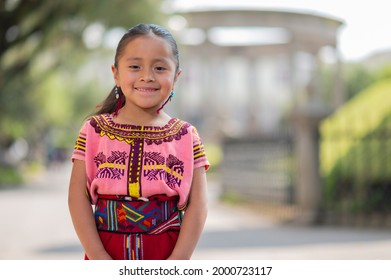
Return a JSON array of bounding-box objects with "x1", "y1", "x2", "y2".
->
[
  {"x1": 320, "y1": 119, "x2": 391, "y2": 227},
  {"x1": 220, "y1": 135, "x2": 299, "y2": 221}
]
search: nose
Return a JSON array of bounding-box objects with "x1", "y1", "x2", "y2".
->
[{"x1": 140, "y1": 68, "x2": 155, "y2": 82}]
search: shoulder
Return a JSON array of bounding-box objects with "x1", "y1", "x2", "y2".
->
[
  {"x1": 75, "y1": 114, "x2": 108, "y2": 136},
  {"x1": 86, "y1": 113, "x2": 114, "y2": 133},
  {"x1": 171, "y1": 118, "x2": 196, "y2": 133},
  {"x1": 173, "y1": 118, "x2": 204, "y2": 141},
  {"x1": 88, "y1": 113, "x2": 109, "y2": 125},
  {"x1": 171, "y1": 117, "x2": 192, "y2": 128}
]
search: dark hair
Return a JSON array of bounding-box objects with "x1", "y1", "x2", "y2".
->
[{"x1": 94, "y1": 23, "x2": 180, "y2": 116}]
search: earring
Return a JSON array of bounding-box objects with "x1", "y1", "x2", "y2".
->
[
  {"x1": 115, "y1": 86, "x2": 119, "y2": 99},
  {"x1": 169, "y1": 90, "x2": 174, "y2": 100},
  {"x1": 156, "y1": 90, "x2": 175, "y2": 114},
  {"x1": 113, "y1": 86, "x2": 123, "y2": 117}
]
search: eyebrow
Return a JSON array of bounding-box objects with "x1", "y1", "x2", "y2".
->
[{"x1": 125, "y1": 57, "x2": 170, "y2": 64}]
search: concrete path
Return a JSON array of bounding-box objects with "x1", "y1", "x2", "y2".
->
[{"x1": 1, "y1": 163, "x2": 391, "y2": 260}]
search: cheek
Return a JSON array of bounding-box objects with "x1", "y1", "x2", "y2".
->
[
  {"x1": 119, "y1": 72, "x2": 136, "y2": 84},
  {"x1": 160, "y1": 75, "x2": 176, "y2": 87}
]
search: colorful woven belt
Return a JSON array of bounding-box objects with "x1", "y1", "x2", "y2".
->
[{"x1": 94, "y1": 195, "x2": 182, "y2": 234}]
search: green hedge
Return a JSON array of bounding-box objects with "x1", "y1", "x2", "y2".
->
[
  {"x1": 0, "y1": 166, "x2": 23, "y2": 187},
  {"x1": 320, "y1": 79, "x2": 391, "y2": 213}
]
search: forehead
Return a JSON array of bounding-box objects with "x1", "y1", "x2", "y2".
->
[{"x1": 121, "y1": 34, "x2": 175, "y2": 62}]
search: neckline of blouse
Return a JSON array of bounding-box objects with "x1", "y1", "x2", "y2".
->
[{"x1": 104, "y1": 113, "x2": 178, "y2": 131}]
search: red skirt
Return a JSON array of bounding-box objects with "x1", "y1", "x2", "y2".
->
[{"x1": 85, "y1": 230, "x2": 179, "y2": 260}]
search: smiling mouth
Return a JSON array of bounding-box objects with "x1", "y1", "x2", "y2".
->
[{"x1": 135, "y1": 87, "x2": 159, "y2": 93}]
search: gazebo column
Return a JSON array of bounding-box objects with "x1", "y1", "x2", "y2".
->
[
  {"x1": 292, "y1": 47, "x2": 332, "y2": 224},
  {"x1": 332, "y1": 47, "x2": 345, "y2": 108},
  {"x1": 247, "y1": 56, "x2": 261, "y2": 134}
]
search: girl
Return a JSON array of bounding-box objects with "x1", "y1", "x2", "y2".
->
[{"x1": 68, "y1": 23, "x2": 209, "y2": 260}]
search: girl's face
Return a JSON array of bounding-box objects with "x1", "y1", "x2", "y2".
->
[{"x1": 112, "y1": 34, "x2": 181, "y2": 114}]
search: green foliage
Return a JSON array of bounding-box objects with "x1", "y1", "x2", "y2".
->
[
  {"x1": 0, "y1": 166, "x2": 23, "y2": 187},
  {"x1": 373, "y1": 64, "x2": 391, "y2": 81},
  {"x1": 344, "y1": 63, "x2": 376, "y2": 100},
  {"x1": 320, "y1": 78, "x2": 391, "y2": 213},
  {"x1": 203, "y1": 143, "x2": 223, "y2": 174},
  {"x1": 320, "y1": 79, "x2": 391, "y2": 174}
]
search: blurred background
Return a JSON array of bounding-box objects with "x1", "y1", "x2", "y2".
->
[{"x1": 1, "y1": 0, "x2": 391, "y2": 259}]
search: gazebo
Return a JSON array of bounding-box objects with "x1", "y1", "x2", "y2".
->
[{"x1": 167, "y1": 3, "x2": 344, "y2": 140}]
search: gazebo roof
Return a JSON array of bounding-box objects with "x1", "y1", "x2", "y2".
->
[{"x1": 164, "y1": 0, "x2": 344, "y2": 24}]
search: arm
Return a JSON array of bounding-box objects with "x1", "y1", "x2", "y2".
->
[
  {"x1": 167, "y1": 167, "x2": 208, "y2": 260},
  {"x1": 68, "y1": 159, "x2": 112, "y2": 260}
]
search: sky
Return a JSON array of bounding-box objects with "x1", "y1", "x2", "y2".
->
[{"x1": 166, "y1": 0, "x2": 391, "y2": 62}]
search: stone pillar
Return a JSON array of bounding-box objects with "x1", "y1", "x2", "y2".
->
[
  {"x1": 332, "y1": 47, "x2": 345, "y2": 109},
  {"x1": 292, "y1": 101, "x2": 330, "y2": 224},
  {"x1": 247, "y1": 56, "x2": 260, "y2": 134}
]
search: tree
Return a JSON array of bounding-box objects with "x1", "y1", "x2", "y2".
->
[{"x1": 0, "y1": 0, "x2": 165, "y2": 166}]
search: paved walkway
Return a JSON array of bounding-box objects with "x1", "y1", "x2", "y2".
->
[{"x1": 1, "y1": 163, "x2": 391, "y2": 260}]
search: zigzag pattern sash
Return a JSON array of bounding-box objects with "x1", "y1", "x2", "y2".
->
[{"x1": 94, "y1": 195, "x2": 182, "y2": 234}]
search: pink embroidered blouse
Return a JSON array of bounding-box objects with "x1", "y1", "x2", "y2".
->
[{"x1": 72, "y1": 113, "x2": 209, "y2": 210}]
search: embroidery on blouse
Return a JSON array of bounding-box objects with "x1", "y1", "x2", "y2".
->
[
  {"x1": 74, "y1": 132, "x2": 86, "y2": 158},
  {"x1": 89, "y1": 114, "x2": 190, "y2": 145},
  {"x1": 89, "y1": 114, "x2": 191, "y2": 197},
  {"x1": 143, "y1": 152, "x2": 184, "y2": 189},
  {"x1": 94, "y1": 151, "x2": 128, "y2": 179},
  {"x1": 128, "y1": 139, "x2": 143, "y2": 197}
]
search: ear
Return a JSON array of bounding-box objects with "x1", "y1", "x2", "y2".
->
[
  {"x1": 112, "y1": 65, "x2": 119, "y2": 85},
  {"x1": 173, "y1": 68, "x2": 182, "y2": 84}
]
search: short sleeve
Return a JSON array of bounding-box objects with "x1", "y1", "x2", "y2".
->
[
  {"x1": 72, "y1": 121, "x2": 88, "y2": 162},
  {"x1": 191, "y1": 126, "x2": 210, "y2": 170}
]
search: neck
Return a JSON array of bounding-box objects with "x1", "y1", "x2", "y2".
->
[{"x1": 114, "y1": 105, "x2": 171, "y2": 127}]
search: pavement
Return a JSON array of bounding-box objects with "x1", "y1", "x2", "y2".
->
[{"x1": 1, "y1": 163, "x2": 391, "y2": 260}]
